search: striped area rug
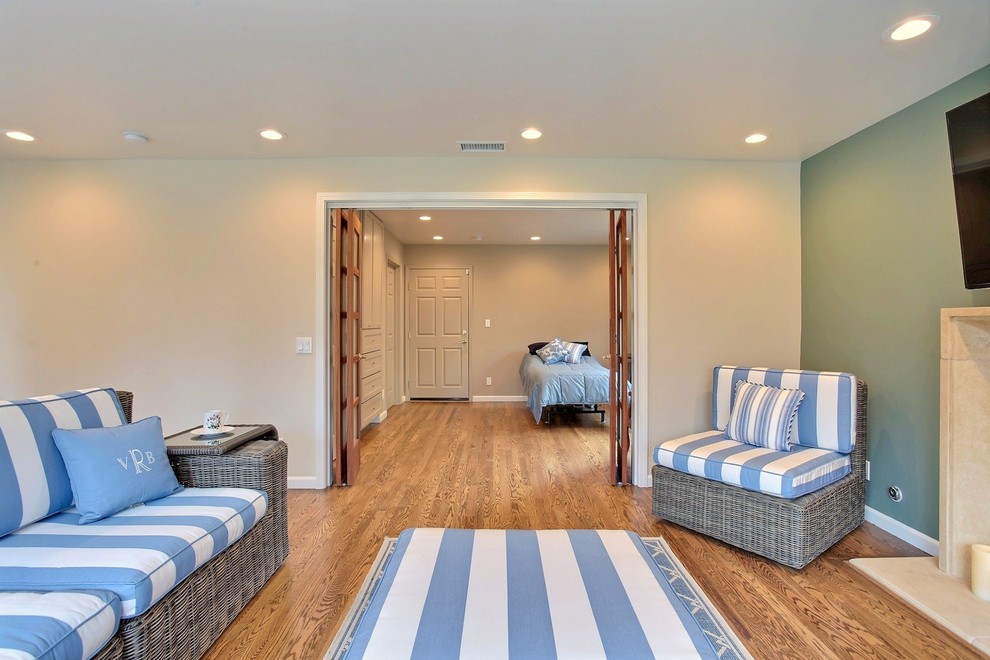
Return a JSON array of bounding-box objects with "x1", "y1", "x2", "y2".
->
[{"x1": 325, "y1": 530, "x2": 751, "y2": 660}]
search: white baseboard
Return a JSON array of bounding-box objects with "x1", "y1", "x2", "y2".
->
[
  {"x1": 471, "y1": 395, "x2": 527, "y2": 402},
  {"x1": 288, "y1": 476, "x2": 323, "y2": 489},
  {"x1": 865, "y1": 506, "x2": 939, "y2": 556}
]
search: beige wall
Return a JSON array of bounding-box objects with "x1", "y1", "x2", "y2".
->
[
  {"x1": 403, "y1": 244, "x2": 609, "y2": 397},
  {"x1": 0, "y1": 156, "x2": 801, "y2": 485}
]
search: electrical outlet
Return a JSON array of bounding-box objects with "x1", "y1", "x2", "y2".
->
[
  {"x1": 865, "y1": 460, "x2": 871, "y2": 481},
  {"x1": 486, "y1": 376, "x2": 492, "y2": 386}
]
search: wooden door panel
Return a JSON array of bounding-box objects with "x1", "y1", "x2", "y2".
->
[
  {"x1": 609, "y1": 209, "x2": 632, "y2": 485},
  {"x1": 333, "y1": 208, "x2": 362, "y2": 486},
  {"x1": 442, "y1": 348, "x2": 464, "y2": 387},
  {"x1": 415, "y1": 298, "x2": 437, "y2": 337},
  {"x1": 415, "y1": 349, "x2": 437, "y2": 388},
  {"x1": 442, "y1": 297, "x2": 463, "y2": 335}
]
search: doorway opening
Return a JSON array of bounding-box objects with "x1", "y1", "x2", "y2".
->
[{"x1": 316, "y1": 193, "x2": 649, "y2": 488}]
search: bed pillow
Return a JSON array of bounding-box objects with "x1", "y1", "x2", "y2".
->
[
  {"x1": 723, "y1": 381, "x2": 805, "y2": 451},
  {"x1": 536, "y1": 337, "x2": 568, "y2": 364},
  {"x1": 561, "y1": 341, "x2": 587, "y2": 364},
  {"x1": 52, "y1": 416, "x2": 183, "y2": 523},
  {"x1": 529, "y1": 341, "x2": 591, "y2": 356}
]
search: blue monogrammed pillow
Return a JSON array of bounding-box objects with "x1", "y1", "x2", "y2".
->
[{"x1": 52, "y1": 416, "x2": 183, "y2": 523}]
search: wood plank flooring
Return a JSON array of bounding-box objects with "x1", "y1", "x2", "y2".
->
[{"x1": 202, "y1": 402, "x2": 980, "y2": 660}]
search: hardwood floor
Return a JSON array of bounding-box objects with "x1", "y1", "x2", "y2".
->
[{"x1": 202, "y1": 402, "x2": 980, "y2": 660}]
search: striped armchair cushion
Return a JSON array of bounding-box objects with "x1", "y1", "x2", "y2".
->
[
  {"x1": 713, "y1": 366, "x2": 857, "y2": 453},
  {"x1": 0, "y1": 589, "x2": 120, "y2": 660},
  {"x1": 0, "y1": 487, "x2": 267, "y2": 617},
  {"x1": 653, "y1": 431, "x2": 851, "y2": 499},
  {"x1": 0, "y1": 389, "x2": 127, "y2": 538}
]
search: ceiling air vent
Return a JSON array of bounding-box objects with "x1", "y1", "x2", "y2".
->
[{"x1": 457, "y1": 141, "x2": 506, "y2": 153}]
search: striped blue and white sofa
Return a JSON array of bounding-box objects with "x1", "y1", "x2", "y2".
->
[
  {"x1": 652, "y1": 366, "x2": 868, "y2": 569},
  {"x1": 0, "y1": 388, "x2": 288, "y2": 660}
]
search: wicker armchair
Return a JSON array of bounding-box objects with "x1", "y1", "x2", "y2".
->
[{"x1": 652, "y1": 376, "x2": 867, "y2": 569}]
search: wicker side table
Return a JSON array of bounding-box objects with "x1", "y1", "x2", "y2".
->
[{"x1": 166, "y1": 424, "x2": 289, "y2": 574}]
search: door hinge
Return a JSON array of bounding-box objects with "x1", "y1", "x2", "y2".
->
[{"x1": 465, "y1": 268, "x2": 469, "y2": 275}]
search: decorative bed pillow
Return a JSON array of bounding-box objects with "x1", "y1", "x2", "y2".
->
[
  {"x1": 529, "y1": 341, "x2": 590, "y2": 356},
  {"x1": 536, "y1": 337, "x2": 568, "y2": 364},
  {"x1": 723, "y1": 381, "x2": 805, "y2": 451},
  {"x1": 561, "y1": 341, "x2": 587, "y2": 364},
  {"x1": 52, "y1": 416, "x2": 183, "y2": 523}
]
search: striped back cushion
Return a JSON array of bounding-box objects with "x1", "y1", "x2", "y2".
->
[
  {"x1": 712, "y1": 366, "x2": 857, "y2": 453},
  {"x1": 0, "y1": 388, "x2": 126, "y2": 537}
]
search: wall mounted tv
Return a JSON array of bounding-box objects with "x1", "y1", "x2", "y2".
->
[{"x1": 946, "y1": 92, "x2": 990, "y2": 290}]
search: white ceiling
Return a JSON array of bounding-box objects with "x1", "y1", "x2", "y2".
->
[
  {"x1": 1, "y1": 1, "x2": 988, "y2": 162},
  {"x1": 373, "y1": 209, "x2": 610, "y2": 245}
]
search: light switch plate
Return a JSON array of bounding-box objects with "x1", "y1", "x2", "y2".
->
[
  {"x1": 296, "y1": 337, "x2": 313, "y2": 354},
  {"x1": 485, "y1": 319, "x2": 491, "y2": 327}
]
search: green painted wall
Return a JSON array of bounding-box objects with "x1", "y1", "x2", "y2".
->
[{"x1": 801, "y1": 66, "x2": 990, "y2": 539}]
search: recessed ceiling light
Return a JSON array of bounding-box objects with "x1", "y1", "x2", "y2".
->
[
  {"x1": 122, "y1": 131, "x2": 149, "y2": 144},
  {"x1": 419, "y1": 215, "x2": 432, "y2": 221},
  {"x1": 521, "y1": 128, "x2": 543, "y2": 140},
  {"x1": 745, "y1": 133, "x2": 768, "y2": 144},
  {"x1": 258, "y1": 129, "x2": 285, "y2": 141},
  {"x1": 433, "y1": 235, "x2": 444, "y2": 241},
  {"x1": 4, "y1": 130, "x2": 36, "y2": 142},
  {"x1": 885, "y1": 14, "x2": 940, "y2": 42},
  {"x1": 530, "y1": 236, "x2": 541, "y2": 241}
]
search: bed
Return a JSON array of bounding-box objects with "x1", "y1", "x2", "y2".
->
[{"x1": 520, "y1": 350, "x2": 610, "y2": 423}]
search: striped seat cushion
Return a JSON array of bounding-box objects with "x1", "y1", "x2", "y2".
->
[
  {"x1": 0, "y1": 389, "x2": 127, "y2": 537},
  {"x1": 713, "y1": 366, "x2": 857, "y2": 453},
  {"x1": 0, "y1": 487, "x2": 267, "y2": 618},
  {"x1": 653, "y1": 430, "x2": 851, "y2": 499},
  {"x1": 0, "y1": 589, "x2": 120, "y2": 660}
]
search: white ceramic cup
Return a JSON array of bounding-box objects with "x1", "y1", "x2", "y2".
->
[{"x1": 203, "y1": 410, "x2": 229, "y2": 432}]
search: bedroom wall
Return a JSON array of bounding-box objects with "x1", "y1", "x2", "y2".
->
[
  {"x1": 801, "y1": 66, "x2": 990, "y2": 540},
  {"x1": 402, "y1": 243, "x2": 609, "y2": 398},
  {"x1": 0, "y1": 155, "x2": 801, "y2": 485}
]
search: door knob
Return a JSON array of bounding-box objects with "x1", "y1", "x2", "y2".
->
[
  {"x1": 358, "y1": 353, "x2": 368, "y2": 360},
  {"x1": 460, "y1": 340, "x2": 468, "y2": 344}
]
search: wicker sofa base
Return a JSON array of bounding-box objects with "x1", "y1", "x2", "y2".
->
[
  {"x1": 114, "y1": 507, "x2": 283, "y2": 660},
  {"x1": 92, "y1": 637, "x2": 123, "y2": 660},
  {"x1": 652, "y1": 464, "x2": 865, "y2": 569}
]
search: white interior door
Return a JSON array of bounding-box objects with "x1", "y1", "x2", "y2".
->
[
  {"x1": 385, "y1": 263, "x2": 397, "y2": 408},
  {"x1": 407, "y1": 267, "x2": 470, "y2": 399}
]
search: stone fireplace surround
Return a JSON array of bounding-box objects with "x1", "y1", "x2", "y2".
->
[{"x1": 851, "y1": 307, "x2": 990, "y2": 653}]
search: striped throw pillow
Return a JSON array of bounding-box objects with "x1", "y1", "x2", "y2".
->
[
  {"x1": 724, "y1": 381, "x2": 805, "y2": 451},
  {"x1": 561, "y1": 341, "x2": 587, "y2": 364}
]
